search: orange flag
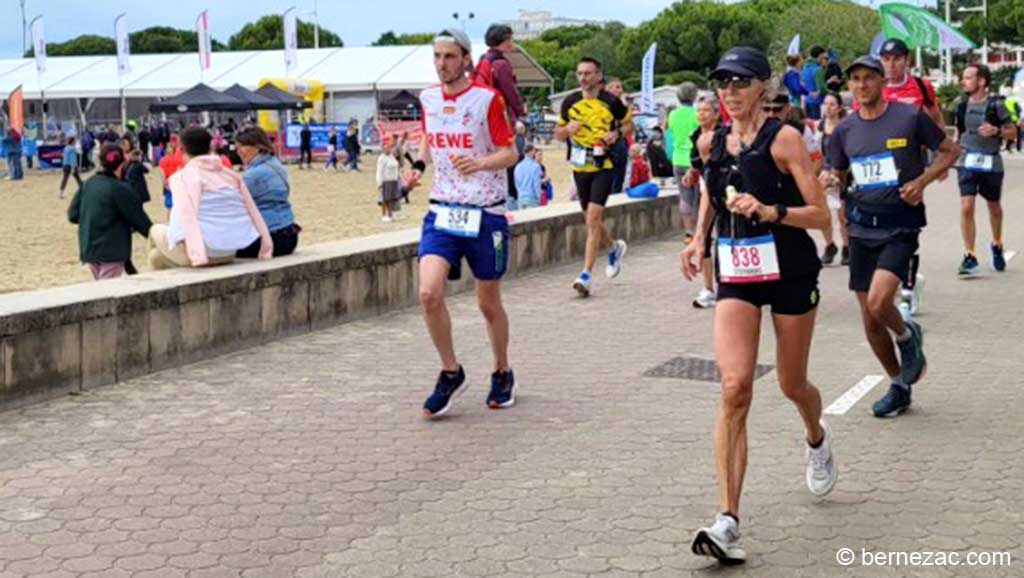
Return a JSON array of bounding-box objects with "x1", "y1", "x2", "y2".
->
[{"x1": 8, "y1": 86, "x2": 24, "y2": 135}]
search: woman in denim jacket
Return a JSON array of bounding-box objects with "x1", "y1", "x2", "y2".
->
[{"x1": 234, "y1": 127, "x2": 301, "y2": 257}]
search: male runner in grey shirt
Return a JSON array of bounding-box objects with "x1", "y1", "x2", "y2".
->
[
  {"x1": 828, "y1": 55, "x2": 959, "y2": 419},
  {"x1": 954, "y1": 63, "x2": 1018, "y2": 275}
]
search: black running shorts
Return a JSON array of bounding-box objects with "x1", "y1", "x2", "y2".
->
[
  {"x1": 716, "y1": 275, "x2": 820, "y2": 316},
  {"x1": 848, "y1": 233, "x2": 920, "y2": 292},
  {"x1": 957, "y1": 170, "x2": 1003, "y2": 203},
  {"x1": 574, "y1": 170, "x2": 614, "y2": 211}
]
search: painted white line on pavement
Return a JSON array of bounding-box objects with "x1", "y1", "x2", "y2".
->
[{"x1": 824, "y1": 375, "x2": 885, "y2": 416}]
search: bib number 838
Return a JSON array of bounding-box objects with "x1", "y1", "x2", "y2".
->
[{"x1": 731, "y1": 246, "x2": 762, "y2": 268}]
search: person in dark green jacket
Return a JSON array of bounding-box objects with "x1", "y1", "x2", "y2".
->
[{"x1": 68, "y1": 144, "x2": 153, "y2": 280}]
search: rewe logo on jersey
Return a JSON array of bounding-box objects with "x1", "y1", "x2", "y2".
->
[{"x1": 426, "y1": 132, "x2": 475, "y2": 148}]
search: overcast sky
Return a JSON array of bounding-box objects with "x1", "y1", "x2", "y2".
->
[{"x1": 0, "y1": 0, "x2": 682, "y2": 58}]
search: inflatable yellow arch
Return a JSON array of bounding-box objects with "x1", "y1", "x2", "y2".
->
[{"x1": 257, "y1": 78, "x2": 325, "y2": 132}]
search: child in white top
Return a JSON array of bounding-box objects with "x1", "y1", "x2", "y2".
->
[{"x1": 376, "y1": 138, "x2": 401, "y2": 223}]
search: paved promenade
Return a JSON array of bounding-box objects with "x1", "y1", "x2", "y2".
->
[{"x1": 3, "y1": 164, "x2": 1023, "y2": 577}]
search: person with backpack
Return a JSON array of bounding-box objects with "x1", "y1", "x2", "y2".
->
[
  {"x1": 869, "y1": 38, "x2": 943, "y2": 317},
  {"x1": 953, "y1": 64, "x2": 1018, "y2": 276},
  {"x1": 478, "y1": 24, "x2": 526, "y2": 127},
  {"x1": 479, "y1": 24, "x2": 527, "y2": 208}
]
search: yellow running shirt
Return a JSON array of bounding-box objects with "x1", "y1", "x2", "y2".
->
[{"x1": 558, "y1": 89, "x2": 631, "y2": 173}]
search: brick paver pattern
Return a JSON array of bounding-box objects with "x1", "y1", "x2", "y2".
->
[{"x1": 3, "y1": 166, "x2": 1023, "y2": 577}]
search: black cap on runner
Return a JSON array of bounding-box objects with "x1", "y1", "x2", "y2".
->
[
  {"x1": 845, "y1": 55, "x2": 885, "y2": 77},
  {"x1": 709, "y1": 47, "x2": 772, "y2": 81},
  {"x1": 879, "y1": 38, "x2": 910, "y2": 57}
]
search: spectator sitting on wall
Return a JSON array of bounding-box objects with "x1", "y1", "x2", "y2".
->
[
  {"x1": 513, "y1": 144, "x2": 544, "y2": 209},
  {"x1": 234, "y1": 126, "x2": 301, "y2": 257},
  {"x1": 147, "y1": 127, "x2": 272, "y2": 270}
]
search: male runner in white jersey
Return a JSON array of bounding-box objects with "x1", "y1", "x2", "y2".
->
[{"x1": 409, "y1": 29, "x2": 520, "y2": 418}]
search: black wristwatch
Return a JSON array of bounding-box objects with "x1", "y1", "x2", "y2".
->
[{"x1": 774, "y1": 204, "x2": 788, "y2": 224}]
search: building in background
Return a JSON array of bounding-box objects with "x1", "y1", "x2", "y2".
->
[{"x1": 504, "y1": 10, "x2": 604, "y2": 40}]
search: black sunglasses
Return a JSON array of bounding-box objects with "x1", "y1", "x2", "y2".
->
[
  {"x1": 763, "y1": 104, "x2": 787, "y2": 113},
  {"x1": 713, "y1": 76, "x2": 755, "y2": 90}
]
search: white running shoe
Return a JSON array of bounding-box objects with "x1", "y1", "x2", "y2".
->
[
  {"x1": 806, "y1": 419, "x2": 838, "y2": 497},
  {"x1": 572, "y1": 271, "x2": 592, "y2": 298},
  {"x1": 605, "y1": 240, "x2": 627, "y2": 278},
  {"x1": 382, "y1": 216, "x2": 393, "y2": 223},
  {"x1": 691, "y1": 513, "x2": 745, "y2": 565},
  {"x1": 693, "y1": 288, "x2": 716, "y2": 309}
]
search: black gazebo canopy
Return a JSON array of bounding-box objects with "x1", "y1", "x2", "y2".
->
[
  {"x1": 255, "y1": 83, "x2": 312, "y2": 110},
  {"x1": 223, "y1": 84, "x2": 285, "y2": 111},
  {"x1": 149, "y1": 83, "x2": 251, "y2": 113}
]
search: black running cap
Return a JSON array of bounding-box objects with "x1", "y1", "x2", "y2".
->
[
  {"x1": 845, "y1": 55, "x2": 885, "y2": 77},
  {"x1": 709, "y1": 47, "x2": 772, "y2": 81},
  {"x1": 879, "y1": 38, "x2": 910, "y2": 57}
]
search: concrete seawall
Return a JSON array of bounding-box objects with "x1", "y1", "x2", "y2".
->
[{"x1": 0, "y1": 193, "x2": 680, "y2": 409}]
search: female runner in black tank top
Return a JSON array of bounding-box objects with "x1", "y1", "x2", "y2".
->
[{"x1": 680, "y1": 47, "x2": 834, "y2": 565}]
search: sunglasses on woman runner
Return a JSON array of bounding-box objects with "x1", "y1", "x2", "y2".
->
[{"x1": 713, "y1": 76, "x2": 755, "y2": 90}]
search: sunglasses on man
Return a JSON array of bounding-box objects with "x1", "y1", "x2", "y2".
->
[{"x1": 763, "y1": 104, "x2": 787, "y2": 114}]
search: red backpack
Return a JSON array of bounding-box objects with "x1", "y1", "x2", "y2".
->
[{"x1": 473, "y1": 51, "x2": 504, "y2": 88}]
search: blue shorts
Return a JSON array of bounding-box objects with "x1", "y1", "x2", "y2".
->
[
  {"x1": 418, "y1": 210, "x2": 509, "y2": 281},
  {"x1": 163, "y1": 188, "x2": 173, "y2": 209}
]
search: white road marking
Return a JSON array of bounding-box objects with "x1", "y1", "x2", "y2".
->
[{"x1": 824, "y1": 375, "x2": 886, "y2": 416}]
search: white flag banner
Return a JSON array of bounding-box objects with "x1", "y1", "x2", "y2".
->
[
  {"x1": 196, "y1": 10, "x2": 212, "y2": 71},
  {"x1": 115, "y1": 14, "x2": 131, "y2": 76},
  {"x1": 787, "y1": 34, "x2": 801, "y2": 57},
  {"x1": 283, "y1": 7, "x2": 298, "y2": 73},
  {"x1": 641, "y1": 42, "x2": 657, "y2": 115},
  {"x1": 30, "y1": 17, "x2": 47, "y2": 74}
]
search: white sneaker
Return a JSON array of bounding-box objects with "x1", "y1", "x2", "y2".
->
[
  {"x1": 805, "y1": 419, "x2": 838, "y2": 497},
  {"x1": 572, "y1": 271, "x2": 592, "y2": 298},
  {"x1": 692, "y1": 513, "x2": 745, "y2": 565},
  {"x1": 382, "y1": 216, "x2": 393, "y2": 223},
  {"x1": 605, "y1": 239, "x2": 627, "y2": 278},
  {"x1": 693, "y1": 288, "x2": 716, "y2": 309}
]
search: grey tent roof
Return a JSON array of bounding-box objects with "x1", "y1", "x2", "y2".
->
[
  {"x1": 223, "y1": 84, "x2": 283, "y2": 110},
  {"x1": 255, "y1": 84, "x2": 312, "y2": 110},
  {"x1": 149, "y1": 83, "x2": 251, "y2": 113}
]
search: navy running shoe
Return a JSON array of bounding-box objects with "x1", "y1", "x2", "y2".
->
[
  {"x1": 992, "y1": 243, "x2": 1007, "y2": 272},
  {"x1": 958, "y1": 253, "x2": 980, "y2": 276},
  {"x1": 898, "y1": 319, "x2": 926, "y2": 386},
  {"x1": 486, "y1": 369, "x2": 517, "y2": 409},
  {"x1": 423, "y1": 366, "x2": 466, "y2": 419},
  {"x1": 873, "y1": 384, "x2": 912, "y2": 418}
]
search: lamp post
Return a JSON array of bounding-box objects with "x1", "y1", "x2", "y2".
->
[
  {"x1": 452, "y1": 11, "x2": 475, "y2": 31},
  {"x1": 20, "y1": 0, "x2": 27, "y2": 55},
  {"x1": 959, "y1": 0, "x2": 988, "y2": 65},
  {"x1": 301, "y1": 0, "x2": 320, "y2": 49}
]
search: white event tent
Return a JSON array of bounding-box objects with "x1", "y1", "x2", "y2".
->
[{"x1": 0, "y1": 43, "x2": 551, "y2": 129}]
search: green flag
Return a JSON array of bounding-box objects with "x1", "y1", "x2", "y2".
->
[{"x1": 879, "y1": 3, "x2": 976, "y2": 52}]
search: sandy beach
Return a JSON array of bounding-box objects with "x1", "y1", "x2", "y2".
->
[{"x1": 0, "y1": 152, "x2": 579, "y2": 294}]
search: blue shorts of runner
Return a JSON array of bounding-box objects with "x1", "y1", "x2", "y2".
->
[
  {"x1": 418, "y1": 210, "x2": 510, "y2": 282},
  {"x1": 957, "y1": 169, "x2": 1003, "y2": 203}
]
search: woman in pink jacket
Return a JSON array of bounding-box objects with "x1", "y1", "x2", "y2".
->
[{"x1": 148, "y1": 127, "x2": 272, "y2": 269}]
